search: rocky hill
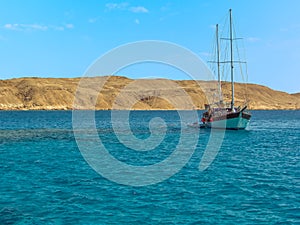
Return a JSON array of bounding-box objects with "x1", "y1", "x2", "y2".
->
[{"x1": 0, "y1": 76, "x2": 299, "y2": 110}]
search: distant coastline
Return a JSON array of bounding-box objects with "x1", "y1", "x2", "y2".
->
[{"x1": 0, "y1": 76, "x2": 299, "y2": 110}]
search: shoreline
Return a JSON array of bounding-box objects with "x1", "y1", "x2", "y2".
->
[{"x1": 1, "y1": 76, "x2": 299, "y2": 111}]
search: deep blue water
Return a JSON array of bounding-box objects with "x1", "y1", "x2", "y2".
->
[{"x1": 0, "y1": 110, "x2": 299, "y2": 224}]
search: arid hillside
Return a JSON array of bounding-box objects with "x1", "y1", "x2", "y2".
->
[{"x1": 0, "y1": 76, "x2": 299, "y2": 110}]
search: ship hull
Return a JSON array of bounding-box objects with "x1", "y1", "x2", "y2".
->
[{"x1": 205, "y1": 111, "x2": 251, "y2": 130}]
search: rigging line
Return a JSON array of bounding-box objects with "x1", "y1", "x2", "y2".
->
[
  {"x1": 233, "y1": 20, "x2": 245, "y2": 102},
  {"x1": 216, "y1": 10, "x2": 229, "y2": 34},
  {"x1": 233, "y1": 20, "x2": 249, "y2": 105},
  {"x1": 219, "y1": 12, "x2": 229, "y2": 84},
  {"x1": 220, "y1": 15, "x2": 231, "y2": 84},
  {"x1": 223, "y1": 43, "x2": 229, "y2": 82},
  {"x1": 207, "y1": 25, "x2": 222, "y2": 99},
  {"x1": 207, "y1": 24, "x2": 217, "y2": 78},
  {"x1": 244, "y1": 62, "x2": 249, "y2": 105},
  {"x1": 239, "y1": 26, "x2": 249, "y2": 105}
]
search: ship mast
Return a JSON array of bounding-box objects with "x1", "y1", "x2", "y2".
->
[
  {"x1": 229, "y1": 9, "x2": 234, "y2": 110},
  {"x1": 216, "y1": 24, "x2": 221, "y2": 102}
]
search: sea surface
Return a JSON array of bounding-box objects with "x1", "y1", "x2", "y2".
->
[{"x1": 0, "y1": 110, "x2": 299, "y2": 224}]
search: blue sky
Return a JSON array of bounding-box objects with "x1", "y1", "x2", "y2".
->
[{"x1": 0, "y1": 0, "x2": 299, "y2": 93}]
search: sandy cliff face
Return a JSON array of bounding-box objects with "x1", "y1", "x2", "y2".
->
[{"x1": 0, "y1": 76, "x2": 299, "y2": 110}]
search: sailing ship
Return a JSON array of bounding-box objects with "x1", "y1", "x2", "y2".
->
[{"x1": 200, "y1": 9, "x2": 251, "y2": 130}]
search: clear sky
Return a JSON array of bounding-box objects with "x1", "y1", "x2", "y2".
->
[{"x1": 0, "y1": 0, "x2": 299, "y2": 93}]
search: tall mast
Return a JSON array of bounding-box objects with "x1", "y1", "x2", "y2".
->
[
  {"x1": 216, "y1": 24, "x2": 221, "y2": 101},
  {"x1": 229, "y1": 9, "x2": 234, "y2": 110}
]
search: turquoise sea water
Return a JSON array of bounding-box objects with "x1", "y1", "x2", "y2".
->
[{"x1": 0, "y1": 110, "x2": 299, "y2": 224}]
